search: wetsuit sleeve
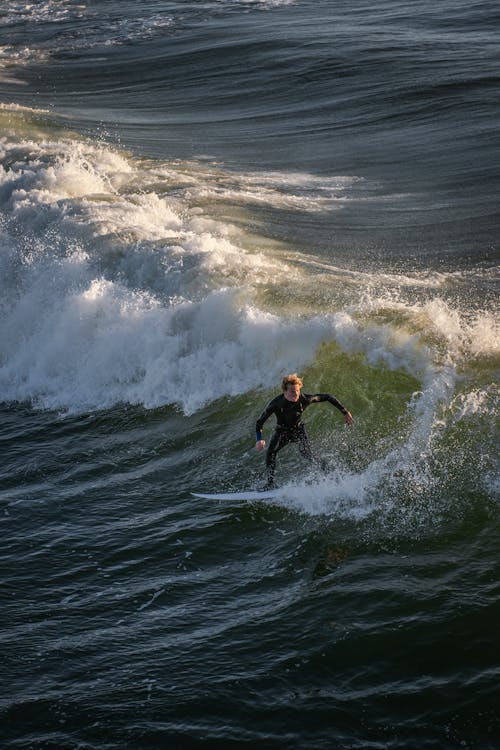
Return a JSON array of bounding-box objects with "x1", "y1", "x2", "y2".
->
[
  {"x1": 307, "y1": 393, "x2": 349, "y2": 415},
  {"x1": 255, "y1": 399, "x2": 277, "y2": 442}
]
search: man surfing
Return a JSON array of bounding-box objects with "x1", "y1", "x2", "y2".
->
[{"x1": 255, "y1": 373, "x2": 353, "y2": 490}]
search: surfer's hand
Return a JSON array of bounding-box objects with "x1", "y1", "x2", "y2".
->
[
  {"x1": 255, "y1": 440, "x2": 266, "y2": 451},
  {"x1": 344, "y1": 411, "x2": 354, "y2": 426}
]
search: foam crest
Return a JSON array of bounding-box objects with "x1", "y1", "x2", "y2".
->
[
  {"x1": 1, "y1": 138, "x2": 132, "y2": 200},
  {"x1": 0, "y1": 131, "x2": 287, "y2": 291},
  {"x1": 415, "y1": 299, "x2": 499, "y2": 360},
  {"x1": 357, "y1": 292, "x2": 499, "y2": 362},
  {"x1": 180, "y1": 168, "x2": 357, "y2": 212},
  {"x1": 0, "y1": 275, "x2": 334, "y2": 414},
  {"x1": 1, "y1": 194, "x2": 443, "y2": 416},
  {"x1": 0, "y1": 117, "x2": 495, "y2": 429}
]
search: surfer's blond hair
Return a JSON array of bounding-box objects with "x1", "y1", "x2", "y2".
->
[{"x1": 281, "y1": 373, "x2": 303, "y2": 391}]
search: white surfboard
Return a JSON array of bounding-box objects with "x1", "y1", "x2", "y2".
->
[{"x1": 192, "y1": 489, "x2": 278, "y2": 501}]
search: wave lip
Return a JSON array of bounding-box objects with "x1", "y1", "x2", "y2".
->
[
  {"x1": 0, "y1": 111, "x2": 497, "y2": 433},
  {"x1": 0, "y1": 122, "x2": 344, "y2": 414}
]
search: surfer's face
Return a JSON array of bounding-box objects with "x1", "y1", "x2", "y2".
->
[{"x1": 284, "y1": 383, "x2": 301, "y2": 402}]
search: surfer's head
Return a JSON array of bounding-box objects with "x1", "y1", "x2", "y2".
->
[
  {"x1": 282, "y1": 373, "x2": 302, "y2": 401},
  {"x1": 282, "y1": 373, "x2": 303, "y2": 391}
]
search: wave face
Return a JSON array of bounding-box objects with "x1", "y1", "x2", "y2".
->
[{"x1": 1, "y1": 3, "x2": 499, "y2": 749}]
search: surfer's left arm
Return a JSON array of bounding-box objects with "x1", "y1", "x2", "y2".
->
[{"x1": 309, "y1": 393, "x2": 354, "y2": 426}]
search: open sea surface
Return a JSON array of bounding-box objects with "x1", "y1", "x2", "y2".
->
[{"x1": 1, "y1": 1, "x2": 499, "y2": 748}]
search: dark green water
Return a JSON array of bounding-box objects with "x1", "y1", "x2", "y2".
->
[{"x1": 1, "y1": 1, "x2": 499, "y2": 748}]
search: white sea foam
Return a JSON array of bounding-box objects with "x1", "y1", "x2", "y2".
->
[
  {"x1": 0, "y1": 129, "x2": 335, "y2": 413},
  {"x1": 0, "y1": 123, "x2": 497, "y2": 426},
  {"x1": 0, "y1": 0, "x2": 85, "y2": 25},
  {"x1": 0, "y1": 270, "x2": 337, "y2": 414},
  {"x1": 187, "y1": 170, "x2": 358, "y2": 211}
]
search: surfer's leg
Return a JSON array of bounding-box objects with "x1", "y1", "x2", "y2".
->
[
  {"x1": 297, "y1": 425, "x2": 314, "y2": 463},
  {"x1": 297, "y1": 426, "x2": 327, "y2": 472},
  {"x1": 265, "y1": 430, "x2": 289, "y2": 488}
]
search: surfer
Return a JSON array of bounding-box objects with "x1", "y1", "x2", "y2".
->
[{"x1": 255, "y1": 373, "x2": 353, "y2": 489}]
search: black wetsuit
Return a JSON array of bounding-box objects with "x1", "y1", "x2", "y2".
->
[{"x1": 255, "y1": 392, "x2": 348, "y2": 487}]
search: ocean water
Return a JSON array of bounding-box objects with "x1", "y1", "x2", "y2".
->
[{"x1": 1, "y1": 1, "x2": 499, "y2": 748}]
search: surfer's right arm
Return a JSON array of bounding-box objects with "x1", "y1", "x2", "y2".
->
[{"x1": 255, "y1": 398, "x2": 277, "y2": 451}]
